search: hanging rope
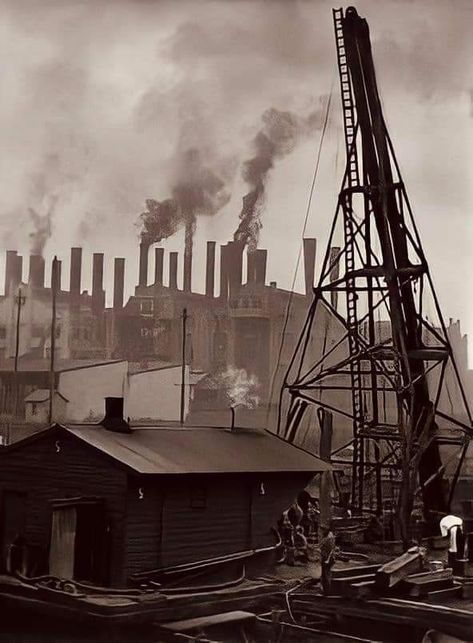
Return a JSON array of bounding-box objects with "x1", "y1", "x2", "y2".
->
[{"x1": 266, "y1": 80, "x2": 334, "y2": 426}]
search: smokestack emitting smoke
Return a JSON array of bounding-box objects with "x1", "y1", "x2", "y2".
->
[
  {"x1": 139, "y1": 148, "x2": 232, "y2": 291},
  {"x1": 28, "y1": 205, "x2": 54, "y2": 256},
  {"x1": 234, "y1": 107, "x2": 322, "y2": 250}
]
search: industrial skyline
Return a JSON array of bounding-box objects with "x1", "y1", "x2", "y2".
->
[{"x1": 1, "y1": 0, "x2": 472, "y2": 358}]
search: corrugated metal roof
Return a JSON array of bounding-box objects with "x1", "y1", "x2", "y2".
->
[{"x1": 63, "y1": 425, "x2": 330, "y2": 475}]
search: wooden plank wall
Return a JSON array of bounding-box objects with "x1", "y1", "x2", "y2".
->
[
  {"x1": 124, "y1": 472, "x2": 312, "y2": 576},
  {"x1": 160, "y1": 475, "x2": 251, "y2": 567},
  {"x1": 125, "y1": 477, "x2": 163, "y2": 578},
  {"x1": 0, "y1": 432, "x2": 128, "y2": 586}
]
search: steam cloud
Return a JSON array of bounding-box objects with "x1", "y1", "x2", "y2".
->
[
  {"x1": 218, "y1": 367, "x2": 260, "y2": 410},
  {"x1": 234, "y1": 107, "x2": 323, "y2": 250}
]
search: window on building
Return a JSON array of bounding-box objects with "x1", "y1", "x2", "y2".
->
[
  {"x1": 31, "y1": 403, "x2": 37, "y2": 416},
  {"x1": 140, "y1": 299, "x2": 154, "y2": 315},
  {"x1": 0, "y1": 326, "x2": 6, "y2": 339},
  {"x1": 189, "y1": 485, "x2": 207, "y2": 509}
]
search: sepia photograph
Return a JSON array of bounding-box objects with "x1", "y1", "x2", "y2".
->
[{"x1": 0, "y1": 0, "x2": 472, "y2": 640}]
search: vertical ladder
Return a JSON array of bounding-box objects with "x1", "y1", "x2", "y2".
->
[
  {"x1": 333, "y1": 8, "x2": 365, "y2": 510},
  {"x1": 333, "y1": 8, "x2": 360, "y2": 189}
]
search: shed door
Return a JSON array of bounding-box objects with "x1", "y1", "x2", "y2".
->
[
  {"x1": 48, "y1": 501, "x2": 109, "y2": 583},
  {"x1": 1, "y1": 491, "x2": 27, "y2": 569},
  {"x1": 49, "y1": 506, "x2": 77, "y2": 579}
]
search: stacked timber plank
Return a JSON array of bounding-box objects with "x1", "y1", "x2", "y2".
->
[{"x1": 330, "y1": 548, "x2": 462, "y2": 601}]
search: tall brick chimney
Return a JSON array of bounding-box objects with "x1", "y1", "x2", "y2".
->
[
  {"x1": 113, "y1": 258, "x2": 125, "y2": 310},
  {"x1": 28, "y1": 255, "x2": 45, "y2": 289},
  {"x1": 70, "y1": 247, "x2": 82, "y2": 296},
  {"x1": 205, "y1": 241, "x2": 216, "y2": 298},
  {"x1": 247, "y1": 250, "x2": 256, "y2": 284},
  {"x1": 5, "y1": 251, "x2": 22, "y2": 295},
  {"x1": 219, "y1": 244, "x2": 229, "y2": 300},
  {"x1": 139, "y1": 242, "x2": 149, "y2": 287},
  {"x1": 169, "y1": 252, "x2": 178, "y2": 290},
  {"x1": 51, "y1": 256, "x2": 61, "y2": 293},
  {"x1": 303, "y1": 238, "x2": 317, "y2": 296},
  {"x1": 183, "y1": 222, "x2": 193, "y2": 293},
  {"x1": 14, "y1": 255, "x2": 23, "y2": 291},
  {"x1": 228, "y1": 241, "x2": 244, "y2": 295},
  {"x1": 55, "y1": 259, "x2": 62, "y2": 292},
  {"x1": 92, "y1": 253, "x2": 105, "y2": 314},
  {"x1": 154, "y1": 247, "x2": 164, "y2": 286},
  {"x1": 254, "y1": 249, "x2": 267, "y2": 286}
]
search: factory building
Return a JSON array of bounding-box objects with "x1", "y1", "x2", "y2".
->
[
  {"x1": 0, "y1": 248, "x2": 106, "y2": 363},
  {"x1": 107, "y1": 239, "x2": 331, "y2": 425},
  {"x1": 1, "y1": 241, "x2": 472, "y2": 434}
]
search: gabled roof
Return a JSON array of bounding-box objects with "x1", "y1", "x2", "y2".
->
[
  {"x1": 67, "y1": 425, "x2": 330, "y2": 475},
  {"x1": 2, "y1": 423, "x2": 331, "y2": 476}
]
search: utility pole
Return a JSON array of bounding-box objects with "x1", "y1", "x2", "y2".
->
[
  {"x1": 13, "y1": 288, "x2": 26, "y2": 418},
  {"x1": 48, "y1": 257, "x2": 58, "y2": 425},
  {"x1": 180, "y1": 307, "x2": 188, "y2": 425}
]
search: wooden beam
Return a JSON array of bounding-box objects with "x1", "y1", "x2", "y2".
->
[{"x1": 375, "y1": 549, "x2": 424, "y2": 589}]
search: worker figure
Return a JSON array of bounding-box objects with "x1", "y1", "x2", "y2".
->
[
  {"x1": 288, "y1": 501, "x2": 304, "y2": 527},
  {"x1": 319, "y1": 525, "x2": 336, "y2": 594},
  {"x1": 280, "y1": 511, "x2": 295, "y2": 566},
  {"x1": 294, "y1": 525, "x2": 308, "y2": 563},
  {"x1": 440, "y1": 515, "x2": 464, "y2": 565},
  {"x1": 304, "y1": 501, "x2": 319, "y2": 562}
]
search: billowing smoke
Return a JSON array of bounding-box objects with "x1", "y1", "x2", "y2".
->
[
  {"x1": 26, "y1": 152, "x2": 70, "y2": 255},
  {"x1": 29, "y1": 205, "x2": 54, "y2": 256},
  {"x1": 234, "y1": 106, "x2": 323, "y2": 250},
  {"x1": 139, "y1": 148, "x2": 233, "y2": 270}
]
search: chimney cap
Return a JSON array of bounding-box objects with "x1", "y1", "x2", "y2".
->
[{"x1": 101, "y1": 396, "x2": 131, "y2": 433}]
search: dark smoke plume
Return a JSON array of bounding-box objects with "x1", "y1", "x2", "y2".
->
[
  {"x1": 234, "y1": 107, "x2": 321, "y2": 250},
  {"x1": 139, "y1": 148, "x2": 231, "y2": 248}
]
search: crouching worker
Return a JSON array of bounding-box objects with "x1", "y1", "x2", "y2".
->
[{"x1": 279, "y1": 511, "x2": 295, "y2": 566}]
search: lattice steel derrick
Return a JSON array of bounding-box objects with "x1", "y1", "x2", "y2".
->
[{"x1": 281, "y1": 7, "x2": 473, "y2": 529}]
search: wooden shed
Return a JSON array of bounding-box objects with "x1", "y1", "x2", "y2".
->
[{"x1": 0, "y1": 421, "x2": 329, "y2": 587}]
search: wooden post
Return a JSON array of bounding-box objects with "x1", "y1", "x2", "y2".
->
[
  {"x1": 180, "y1": 308, "x2": 188, "y2": 425},
  {"x1": 318, "y1": 408, "x2": 333, "y2": 535},
  {"x1": 48, "y1": 257, "x2": 58, "y2": 425},
  {"x1": 13, "y1": 289, "x2": 25, "y2": 418}
]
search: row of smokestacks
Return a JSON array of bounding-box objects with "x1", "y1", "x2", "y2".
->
[
  {"x1": 4, "y1": 248, "x2": 125, "y2": 314},
  {"x1": 138, "y1": 238, "x2": 318, "y2": 299},
  {"x1": 4, "y1": 237, "x2": 320, "y2": 312}
]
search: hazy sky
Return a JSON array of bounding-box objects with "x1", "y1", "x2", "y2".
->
[{"x1": 1, "y1": 0, "x2": 472, "y2": 355}]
